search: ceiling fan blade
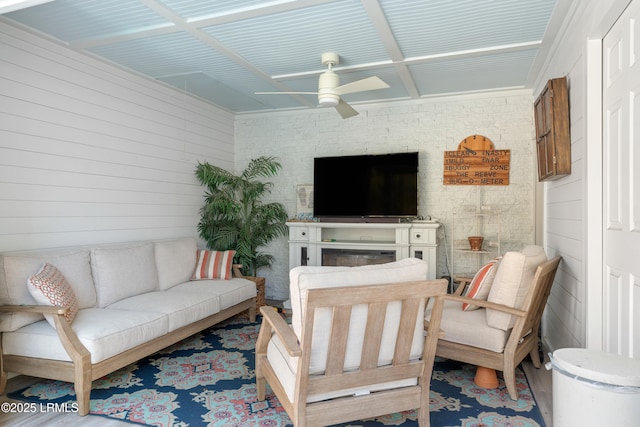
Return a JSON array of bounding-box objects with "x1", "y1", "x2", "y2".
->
[
  {"x1": 334, "y1": 76, "x2": 389, "y2": 96},
  {"x1": 335, "y1": 98, "x2": 359, "y2": 119},
  {"x1": 255, "y1": 91, "x2": 319, "y2": 95}
]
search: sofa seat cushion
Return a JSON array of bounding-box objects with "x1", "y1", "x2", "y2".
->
[
  {"x1": 425, "y1": 300, "x2": 509, "y2": 353},
  {"x1": 106, "y1": 291, "x2": 221, "y2": 332},
  {"x1": 267, "y1": 329, "x2": 418, "y2": 404},
  {"x1": 168, "y1": 278, "x2": 256, "y2": 310},
  {"x1": 2, "y1": 308, "x2": 168, "y2": 364}
]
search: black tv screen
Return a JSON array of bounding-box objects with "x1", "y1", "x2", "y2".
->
[{"x1": 313, "y1": 152, "x2": 419, "y2": 219}]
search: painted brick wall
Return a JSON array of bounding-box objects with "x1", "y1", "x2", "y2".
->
[{"x1": 235, "y1": 91, "x2": 537, "y2": 300}]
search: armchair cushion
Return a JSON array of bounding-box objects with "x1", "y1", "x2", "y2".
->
[
  {"x1": 267, "y1": 331, "x2": 418, "y2": 403},
  {"x1": 288, "y1": 258, "x2": 430, "y2": 378},
  {"x1": 289, "y1": 258, "x2": 429, "y2": 338},
  {"x1": 486, "y1": 245, "x2": 547, "y2": 330},
  {"x1": 429, "y1": 300, "x2": 510, "y2": 352}
]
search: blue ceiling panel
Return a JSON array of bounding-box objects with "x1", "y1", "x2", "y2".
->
[
  {"x1": 157, "y1": 72, "x2": 300, "y2": 112},
  {"x1": 88, "y1": 32, "x2": 222, "y2": 77},
  {"x1": 6, "y1": 0, "x2": 171, "y2": 42},
  {"x1": 4, "y1": 0, "x2": 562, "y2": 117},
  {"x1": 379, "y1": 0, "x2": 557, "y2": 58},
  {"x1": 199, "y1": 0, "x2": 388, "y2": 76},
  {"x1": 409, "y1": 49, "x2": 538, "y2": 96},
  {"x1": 159, "y1": 0, "x2": 277, "y2": 20}
]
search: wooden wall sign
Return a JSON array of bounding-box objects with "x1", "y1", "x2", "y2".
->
[{"x1": 443, "y1": 135, "x2": 510, "y2": 185}]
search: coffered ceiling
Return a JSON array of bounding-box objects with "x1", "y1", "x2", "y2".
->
[{"x1": 3, "y1": 0, "x2": 565, "y2": 116}]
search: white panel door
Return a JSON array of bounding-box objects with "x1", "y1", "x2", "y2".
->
[{"x1": 602, "y1": 0, "x2": 640, "y2": 357}]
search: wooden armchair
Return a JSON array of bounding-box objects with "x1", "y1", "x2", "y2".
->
[
  {"x1": 427, "y1": 247, "x2": 561, "y2": 400},
  {"x1": 255, "y1": 261, "x2": 448, "y2": 427}
]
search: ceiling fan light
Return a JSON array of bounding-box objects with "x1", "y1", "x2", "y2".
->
[{"x1": 318, "y1": 95, "x2": 339, "y2": 107}]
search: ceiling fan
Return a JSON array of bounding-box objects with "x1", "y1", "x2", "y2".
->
[{"x1": 256, "y1": 53, "x2": 389, "y2": 119}]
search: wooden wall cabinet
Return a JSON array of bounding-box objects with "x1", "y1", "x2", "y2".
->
[{"x1": 534, "y1": 77, "x2": 571, "y2": 181}]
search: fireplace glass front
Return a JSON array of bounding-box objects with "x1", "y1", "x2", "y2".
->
[{"x1": 321, "y1": 248, "x2": 396, "y2": 267}]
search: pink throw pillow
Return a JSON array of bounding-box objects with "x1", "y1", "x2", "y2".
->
[{"x1": 27, "y1": 263, "x2": 79, "y2": 326}]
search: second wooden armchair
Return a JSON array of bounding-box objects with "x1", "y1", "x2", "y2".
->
[{"x1": 426, "y1": 246, "x2": 561, "y2": 400}]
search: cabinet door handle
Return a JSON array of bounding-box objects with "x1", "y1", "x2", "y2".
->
[
  {"x1": 301, "y1": 232, "x2": 306, "y2": 236},
  {"x1": 416, "y1": 234, "x2": 421, "y2": 238}
]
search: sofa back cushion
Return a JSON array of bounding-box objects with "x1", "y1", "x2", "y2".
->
[
  {"x1": 91, "y1": 242, "x2": 158, "y2": 307},
  {"x1": 0, "y1": 248, "x2": 95, "y2": 332},
  {"x1": 154, "y1": 237, "x2": 198, "y2": 290},
  {"x1": 486, "y1": 245, "x2": 547, "y2": 330},
  {"x1": 289, "y1": 258, "x2": 430, "y2": 373}
]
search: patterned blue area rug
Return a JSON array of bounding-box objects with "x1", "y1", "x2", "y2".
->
[{"x1": 9, "y1": 316, "x2": 546, "y2": 426}]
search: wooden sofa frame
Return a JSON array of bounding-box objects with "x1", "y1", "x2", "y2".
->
[{"x1": 0, "y1": 265, "x2": 255, "y2": 416}]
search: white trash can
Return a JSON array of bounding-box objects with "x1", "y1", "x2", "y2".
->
[{"x1": 549, "y1": 348, "x2": 640, "y2": 427}]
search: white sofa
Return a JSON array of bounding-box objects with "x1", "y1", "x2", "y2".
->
[{"x1": 0, "y1": 237, "x2": 257, "y2": 415}]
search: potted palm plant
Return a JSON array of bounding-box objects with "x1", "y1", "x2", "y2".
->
[{"x1": 194, "y1": 156, "x2": 289, "y2": 277}]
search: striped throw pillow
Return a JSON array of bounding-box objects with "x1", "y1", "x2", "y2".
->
[
  {"x1": 462, "y1": 257, "x2": 500, "y2": 311},
  {"x1": 191, "y1": 250, "x2": 236, "y2": 280}
]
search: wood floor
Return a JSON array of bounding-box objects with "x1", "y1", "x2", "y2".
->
[
  {"x1": 0, "y1": 354, "x2": 553, "y2": 426},
  {"x1": 523, "y1": 352, "x2": 553, "y2": 426}
]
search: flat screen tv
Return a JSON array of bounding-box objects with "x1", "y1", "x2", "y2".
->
[{"x1": 313, "y1": 152, "x2": 419, "y2": 220}]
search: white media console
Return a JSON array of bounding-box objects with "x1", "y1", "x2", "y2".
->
[{"x1": 286, "y1": 221, "x2": 441, "y2": 280}]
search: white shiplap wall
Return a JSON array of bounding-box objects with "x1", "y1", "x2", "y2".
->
[
  {"x1": 533, "y1": 0, "x2": 633, "y2": 352},
  {"x1": 236, "y1": 92, "x2": 537, "y2": 300},
  {"x1": 0, "y1": 20, "x2": 235, "y2": 252},
  {"x1": 533, "y1": 0, "x2": 587, "y2": 351}
]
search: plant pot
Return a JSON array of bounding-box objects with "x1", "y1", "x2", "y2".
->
[
  {"x1": 468, "y1": 236, "x2": 484, "y2": 251},
  {"x1": 474, "y1": 366, "x2": 499, "y2": 389}
]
